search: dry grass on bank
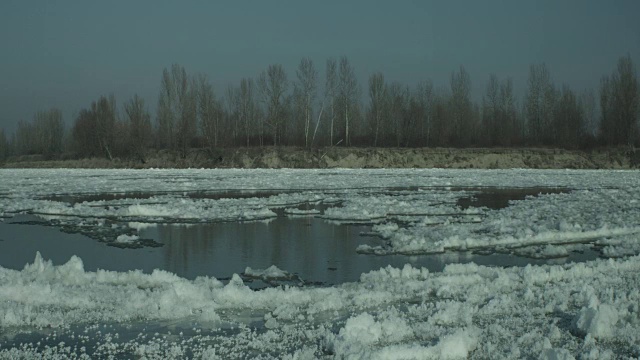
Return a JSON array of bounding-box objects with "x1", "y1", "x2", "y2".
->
[{"x1": 2, "y1": 147, "x2": 638, "y2": 170}]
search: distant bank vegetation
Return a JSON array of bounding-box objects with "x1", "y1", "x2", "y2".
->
[{"x1": 0, "y1": 54, "x2": 638, "y2": 164}]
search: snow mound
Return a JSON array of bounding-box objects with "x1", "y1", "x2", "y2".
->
[
  {"x1": 437, "y1": 328, "x2": 481, "y2": 359},
  {"x1": 574, "y1": 303, "x2": 619, "y2": 338},
  {"x1": 115, "y1": 234, "x2": 139, "y2": 243},
  {"x1": 244, "y1": 265, "x2": 291, "y2": 279},
  {"x1": 333, "y1": 313, "x2": 478, "y2": 359}
]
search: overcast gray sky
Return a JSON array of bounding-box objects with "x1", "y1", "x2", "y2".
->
[{"x1": 1, "y1": 0, "x2": 639, "y2": 134}]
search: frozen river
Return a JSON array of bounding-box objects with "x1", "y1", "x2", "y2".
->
[{"x1": 0, "y1": 168, "x2": 639, "y2": 359}]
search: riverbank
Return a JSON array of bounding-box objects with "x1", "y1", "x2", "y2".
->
[{"x1": 2, "y1": 147, "x2": 639, "y2": 169}]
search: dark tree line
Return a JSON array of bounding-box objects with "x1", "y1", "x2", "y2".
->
[
  {"x1": 7, "y1": 109, "x2": 65, "y2": 159},
  {"x1": 600, "y1": 55, "x2": 639, "y2": 146},
  {"x1": 1, "y1": 54, "x2": 638, "y2": 162}
]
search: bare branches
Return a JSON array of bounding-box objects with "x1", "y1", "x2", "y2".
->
[
  {"x1": 600, "y1": 55, "x2": 639, "y2": 146},
  {"x1": 325, "y1": 58, "x2": 338, "y2": 146},
  {"x1": 157, "y1": 64, "x2": 197, "y2": 157},
  {"x1": 259, "y1": 64, "x2": 288, "y2": 146},
  {"x1": 339, "y1": 56, "x2": 359, "y2": 146},
  {"x1": 0, "y1": 128, "x2": 7, "y2": 161},
  {"x1": 9, "y1": 55, "x2": 640, "y2": 161},
  {"x1": 124, "y1": 95, "x2": 152, "y2": 160},
  {"x1": 368, "y1": 72, "x2": 386, "y2": 147},
  {"x1": 295, "y1": 58, "x2": 317, "y2": 148},
  {"x1": 525, "y1": 63, "x2": 556, "y2": 144}
]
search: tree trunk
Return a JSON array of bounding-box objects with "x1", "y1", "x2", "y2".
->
[{"x1": 344, "y1": 103, "x2": 349, "y2": 146}]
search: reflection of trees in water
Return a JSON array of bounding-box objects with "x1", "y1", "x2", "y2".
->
[
  {"x1": 156, "y1": 218, "x2": 372, "y2": 283},
  {"x1": 151, "y1": 215, "x2": 583, "y2": 283},
  {"x1": 160, "y1": 225, "x2": 203, "y2": 276}
]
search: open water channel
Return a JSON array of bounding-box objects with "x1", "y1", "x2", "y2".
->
[{"x1": 0, "y1": 187, "x2": 597, "y2": 288}]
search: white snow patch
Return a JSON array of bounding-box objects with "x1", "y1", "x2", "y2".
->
[
  {"x1": 284, "y1": 208, "x2": 320, "y2": 216},
  {"x1": 437, "y1": 328, "x2": 481, "y2": 359},
  {"x1": 128, "y1": 222, "x2": 157, "y2": 231},
  {"x1": 244, "y1": 265, "x2": 289, "y2": 279},
  {"x1": 115, "y1": 234, "x2": 139, "y2": 243},
  {"x1": 126, "y1": 204, "x2": 174, "y2": 217},
  {"x1": 574, "y1": 303, "x2": 619, "y2": 338}
]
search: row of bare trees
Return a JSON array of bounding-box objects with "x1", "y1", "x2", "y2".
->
[
  {"x1": 600, "y1": 55, "x2": 639, "y2": 146},
  {"x1": 1, "y1": 54, "x2": 638, "y2": 162},
  {"x1": 12, "y1": 109, "x2": 64, "y2": 158},
  {"x1": 70, "y1": 95, "x2": 153, "y2": 160}
]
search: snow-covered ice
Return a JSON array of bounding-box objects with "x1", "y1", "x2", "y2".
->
[
  {"x1": 0, "y1": 168, "x2": 639, "y2": 358},
  {"x1": 1, "y1": 252, "x2": 638, "y2": 358}
]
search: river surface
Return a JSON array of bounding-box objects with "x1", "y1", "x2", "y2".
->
[{"x1": 0, "y1": 187, "x2": 596, "y2": 287}]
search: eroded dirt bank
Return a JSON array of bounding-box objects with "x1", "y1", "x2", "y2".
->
[{"x1": 3, "y1": 147, "x2": 639, "y2": 169}]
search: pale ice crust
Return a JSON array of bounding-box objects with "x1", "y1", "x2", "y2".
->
[
  {"x1": 1, "y1": 253, "x2": 638, "y2": 359},
  {"x1": 0, "y1": 168, "x2": 638, "y2": 358}
]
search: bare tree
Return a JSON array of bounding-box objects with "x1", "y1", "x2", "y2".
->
[
  {"x1": 338, "y1": 56, "x2": 359, "y2": 146},
  {"x1": 72, "y1": 109, "x2": 97, "y2": 156},
  {"x1": 225, "y1": 84, "x2": 239, "y2": 146},
  {"x1": 225, "y1": 79, "x2": 261, "y2": 147},
  {"x1": 482, "y1": 74, "x2": 500, "y2": 145},
  {"x1": 124, "y1": 94, "x2": 152, "y2": 160},
  {"x1": 615, "y1": 55, "x2": 639, "y2": 146},
  {"x1": 295, "y1": 58, "x2": 317, "y2": 148},
  {"x1": 450, "y1": 66, "x2": 473, "y2": 146},
  {"x1": 70, "y1": 96, "x2": 116, "y2": 159},
  {"x1": 405, "y1": 88, "x2": 425, "y2": 147},
  {"x1": 92, "y1": 95, "x2": 117, "y2": 159},
  {"x1": 388, "y1": 82, "x2": 408, "y2": 147},
  {"x1": 415, "y1": 80, "x2": 434, "y2": 146},
  {"x1": 0, "y1": 128, "x2": 8, "y2": 161},
  {"x1": 430, "y1": 87, "x2": 453, "y2": 146},
  {"x1": 157, "y1": 68, "x2": 175, "y2": 149},
  {"x1": 48, "y1": 110, "x2": 65, "y2": 156},
  {"x1": 177, "y1": 75, "x2": 197, "y2": 158},
  {"x1": 15, "y1": 120, "x2": 32, "y2": 155},
  {"x1": 157, "y1": 64, "x2": 196, "y2": 157},
  {"x1": 239, "y1": 78, "x2": 256, "y2": 147},
  {"x1": 600, "y1": 55, "x2": 639, "y2": 146},
  {"x1": 580, "y1": 90, "x2": 598, "y2": 140},
  {"x1": 368, "y1": 72, "x2": 387, "y2": 146},
  {"x1": 258, "y1": 64, "x2": 288, "y2": 146},
  {"x1": 500, "y1": 77, "x2": 518, "y2": 145},
  {"x1": 599, "y1": 76, "x2": 613, "y2": 145},
  {"x1": 525, "y1": 63, "x2": 556, "y2": 144},
  {"x1": 554, "y1": 85, "x2": 583, "y2": 148},
  {"x1": 325, "y1": 58, "x2": 338, "y2": 146},
  {"x1": 13, "y1": 109, "x2": 64, "y2": 157},
  {"x1": 196, "y1": 75, "x2": 221, "y2": 150},
  {"x1": 482, "y1": 75, "x2": 518, "y2": 146}
]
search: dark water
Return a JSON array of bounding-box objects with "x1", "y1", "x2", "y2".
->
[
  {"x1": 457, "y1": 187, "x2": 568, "y2": 210},
  {"x1": 0, "y1": 216, "x2": 595, "y2": 287}
]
